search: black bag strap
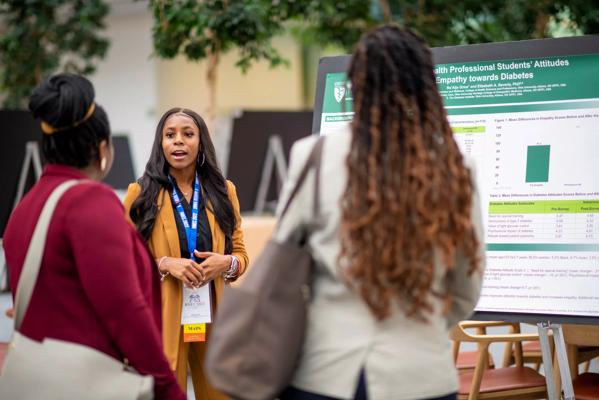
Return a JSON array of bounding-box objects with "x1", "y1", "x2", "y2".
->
[{"x1": 278, "y1": 135, "x2": 324, "y2": 222}]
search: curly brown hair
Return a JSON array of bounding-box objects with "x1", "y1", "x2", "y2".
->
[{"x1": 340, "y1": 25, "x2": 480, "y2": 321}]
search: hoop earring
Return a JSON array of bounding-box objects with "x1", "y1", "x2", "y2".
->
[
  {"x1": 100, "y1": 157, "x2": 107, "y2": 172},
  {"x1": 198, "y1": 152, "x2": 205, "y2": 167}
]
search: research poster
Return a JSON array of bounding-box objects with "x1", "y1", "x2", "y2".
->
[{"x1": 319, "y1": 53, "x2": 599, "y2": 317}]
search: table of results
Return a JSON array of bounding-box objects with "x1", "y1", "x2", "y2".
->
[{"x1": 487, "y1": 200, "x2": 599, "y2": 243}]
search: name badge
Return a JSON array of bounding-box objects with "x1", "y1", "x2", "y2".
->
[
  {"x1": 182, "y1": 284, "x2": 212, "y2": 324},
  {"x1": 181, "y1": 285, "x2": 212, "y2": 342}
]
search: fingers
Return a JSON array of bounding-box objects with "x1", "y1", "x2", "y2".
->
[
  {"x1": 190, "y1": 260, "x2": 205, "y2": 276},
  {"x1": 169, "y1": 256, "x2": 226, "y2": 287},
  {"x1": 180, "y1": 273, "x2": 194, "y2": 288},
  {"x1": 186, "y1": 262, "x2": 205, "y2": 283},
  {"x1": 166, "y1": 257, "x2": 206, "y2": 287},
  {"x1": 194, "y1": 250, "x2": 214, "y2": 259},
  {"x1": 182, "y1": 269, "x2": 203, "y2": 288}
]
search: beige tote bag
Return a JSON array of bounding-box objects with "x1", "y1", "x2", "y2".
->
[{"x1": 206, "y1": 136, "x2": 324, "y2": 400}]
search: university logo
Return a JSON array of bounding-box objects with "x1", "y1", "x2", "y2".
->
[
  {"x1": 184, "y1": 293, "x2": 205, "y2": 307},
  {"x1": 334, "y1": 82, "x2": 346, "y2": 103}
]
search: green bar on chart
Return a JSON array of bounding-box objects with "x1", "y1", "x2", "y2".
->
[{"x1": 526, "y1": 145, "x2": 550, "y2": 183}]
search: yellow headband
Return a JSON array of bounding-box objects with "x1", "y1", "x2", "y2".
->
[{"x1": 41, "y1": 102, "x2": 96, "y2": 135}]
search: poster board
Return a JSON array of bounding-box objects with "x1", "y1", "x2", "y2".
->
[
  {"x1": 227, "y1": 110, "x2": 312, "y2": 213},
  {"x1": 0, "y1": 110, "x2": 43, "y2": 236},
  {"x1": 312, "y1": 35, "x2": 599, "y2": 324},
  {"x1": 0, "y1": 109, "x2": 135, "y2": 236}
]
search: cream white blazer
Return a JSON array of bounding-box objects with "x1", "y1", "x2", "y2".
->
[{"x1": 274, "y1": 128, "x2": 485, "y2": 400}]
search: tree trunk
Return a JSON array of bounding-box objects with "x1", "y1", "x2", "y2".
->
[
  {"x1": 535, "y1": 12, "x2": 550, "y2": 38},
  {"x1": 34, "y1": 64, "x2": 43, "y2": 85},
  {"x1": 205, "y1": 49, "x2": 220, "y2": 135},
  {"x1": 378, "y1": 0, "x2": 392, "y2": 23},
  {"x1": 417, "y1": 0, "x2": 426, "y2": 27}
]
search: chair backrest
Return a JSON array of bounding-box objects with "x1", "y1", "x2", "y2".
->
[
  {"x1": 561, "y1": 324, "x2": 599, "y2": 347},
  {"x1": 451, "y1": 321, "x2": 547, "y2": 400}
]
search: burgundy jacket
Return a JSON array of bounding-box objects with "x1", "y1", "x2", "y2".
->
[{"x1": 3, "y1": 164, "x2": 185, "y2": 400}]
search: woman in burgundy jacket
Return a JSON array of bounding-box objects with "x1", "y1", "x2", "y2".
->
[{"x1": 2, "y1": 74, "x2": 185, "y2": 400}]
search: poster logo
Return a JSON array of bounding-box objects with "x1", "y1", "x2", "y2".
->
[{"x1": 334, "y1": 82, "x2": 346, "y2": 103}]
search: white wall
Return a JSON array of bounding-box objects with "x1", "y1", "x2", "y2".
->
[{"x1": 90, "y1": 6, "x2": 157, "y2": 177}]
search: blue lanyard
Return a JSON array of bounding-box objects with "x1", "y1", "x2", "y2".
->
[{"x1": 168, "y1": 175, "x2": 200, "y2": 261}]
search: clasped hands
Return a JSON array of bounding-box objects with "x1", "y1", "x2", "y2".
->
[{"x1": 159, "y1": 250, "x2": 231, "y2": 288}]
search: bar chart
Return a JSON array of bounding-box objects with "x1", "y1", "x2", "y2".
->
[{"x1": 526, "y1": 145, "x2": 551, "y2": 183}]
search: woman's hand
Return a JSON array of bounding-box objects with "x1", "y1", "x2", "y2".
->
[
  {"x1": 194, "y1": 250, "x2": 231, "y2": 285},
  {"x1": 160, "y1": 257, "x2": 205, "y2": 288}
]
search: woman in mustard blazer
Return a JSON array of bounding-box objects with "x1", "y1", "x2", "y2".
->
[{"x1": 124, "y1": 107, "x2": 248, "y2": 399}]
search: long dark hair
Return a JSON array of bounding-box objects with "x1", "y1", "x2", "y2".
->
[
  {"x1": 129, "y1": 108, "x2": 235, "y2": 253},
  {"x1": 29, "y1": 73, "x2": 110, "y2": 167},
  {"x1": 340, "y1": 25, "x2": 480, "y2": 321}
]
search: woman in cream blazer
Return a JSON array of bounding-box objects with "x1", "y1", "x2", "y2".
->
[
  {"x1": 124, "y1": 108, "x2": 248, "y2": 399},
  {"x1": 275, "y1": 26, "x2": 485, "y2": 400}
]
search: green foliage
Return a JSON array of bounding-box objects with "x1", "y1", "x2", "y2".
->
[
  {"x1": 0, "y1": 0, "x2": 110, "y2": 109},
  {"x1": 148, "y1": 0, "x2": 599, "y2": 113},
  {"x1": 558, "y1": 0, "x2": 599, "y2": 34},
  {"x1": 150, "y1": 0, "x2": 305, "y2": 72},
  {"x1": 294, "y1": 0, "x2": 599, "y2": 51},
  {"x1": 290, "y1": 1, "x2": 377, "y2": 52},
  {"x1": 149, "y1": 0, "x2": 599, "y2": 61}
]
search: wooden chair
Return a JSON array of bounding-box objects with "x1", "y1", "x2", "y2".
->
[
  {"x1": 559, "y1": 324, "x2": 599, "y2": 400},
  {"x1": 502, "y1": 323, "x2": 549, "y2": 372},
  {"x1": 450, "y1": 320, "x2": 547, "y2": 400},
  {"x1": 456, "y1": 350, "x2": 495, "y2": 374},
  {"x1": 453, "y1": 321, "x2": 501, "y2": 373}
]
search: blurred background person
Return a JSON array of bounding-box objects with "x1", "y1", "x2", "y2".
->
[
  {"x1": 124, "y1": 107, "x2": 248, "y2": 399},
  {"x1": 276, "y1": 25, "x2": 485, "y2": 400},
  {"x1": 2, "y1": 73, "x2": 185, "y2": 400}
]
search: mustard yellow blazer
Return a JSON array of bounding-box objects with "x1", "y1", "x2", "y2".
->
[{"x1": 123, "y1": 180, "x2": 248, "y2": 370}]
